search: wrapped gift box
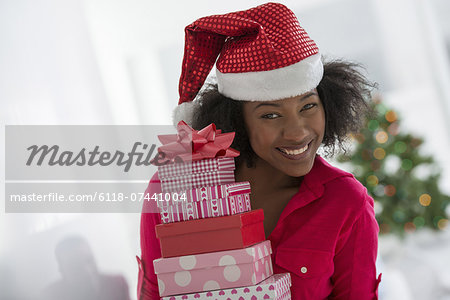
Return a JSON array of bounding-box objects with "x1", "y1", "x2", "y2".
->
[
  {"x1": 163, "y1": 292, "x2": 291, "y2": 300},
  {"x1": 157, "y1": 182, "x2": 252, "y2": 223},
  {"x1": 158, "y1": 157, "x2": 235, "y2": 179},
  {"x1": 161, "y1": 273, "x2": 291, "y2": 300},
  {"x1": 154, "y1": 240, "x2": 273, "y2": 297},
  {"x1": 158, "y1": 193, "x2": 251, "y2": 223},
  {"x1": 156, "y1": 209, "x2": 265, "y2": 257},
  {"x1": 157, "y1": 182, "x2": 251, "y2": 207},
  {"x1": 160, "y1": 170, "x2": 235, "y2": 193}
]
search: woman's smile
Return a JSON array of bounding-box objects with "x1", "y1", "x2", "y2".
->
[{"x1": 276, "y1": 140, "x2": 312, "y2": 160}]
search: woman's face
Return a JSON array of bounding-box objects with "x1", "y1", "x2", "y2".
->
[{"x1": 243, "y1": 90, "x2": 325, "y2": 178}]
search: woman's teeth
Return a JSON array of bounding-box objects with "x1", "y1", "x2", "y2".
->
[{"x1": 279, "y1": 144, "x2": 309, "y2": 155}]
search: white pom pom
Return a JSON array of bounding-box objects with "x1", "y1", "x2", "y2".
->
[{"x1": 172, "y1": 101, "x2": 199, "y2": 126}]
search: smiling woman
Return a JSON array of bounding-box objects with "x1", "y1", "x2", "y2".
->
[{"x1": 139, "y1": 2, "x2": 381, "y2": 300}]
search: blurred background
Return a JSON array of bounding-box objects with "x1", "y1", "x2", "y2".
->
[{"x1": 1, "y1": 0, "x2": 450, "y2": 299}]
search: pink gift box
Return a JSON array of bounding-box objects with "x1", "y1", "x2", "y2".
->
[
  {"x1": 153, "y1": 240, "x2": 273, "y2": 297},
  {"x1": 160, "y1": 170, "x2": 235, "y2": 193},
  {"x1": 157, "y1": 182, "x2": 251, "y2": 207},
  {"x1": 161, "y1": 273, "x2": 291, "y2": 300},
  {"x1": 157, "y1": 182, "x2": 252, "y2": 223},
  {"x1": 158, "y1": 193, "x2": 251, "y2": 223},
  {"x1": 158, "y1": 157, "x2": 235, "y2": 179}
]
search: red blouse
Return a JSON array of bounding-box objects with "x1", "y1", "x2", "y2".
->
[{"x1": 137, "y1": 156, "x2": 382, "y2": 299}]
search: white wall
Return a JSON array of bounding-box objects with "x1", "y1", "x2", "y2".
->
[{"x1": 1, "y1": 0, "x2": 450, "y2": 299}]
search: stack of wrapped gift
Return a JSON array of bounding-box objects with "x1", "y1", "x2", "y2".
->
[
  {"x1": 157, "y1": 159, "x2": 250, "y2": 224},
  {"x1": 152, "y1": 121, "x2": 292, "y2": 299}
]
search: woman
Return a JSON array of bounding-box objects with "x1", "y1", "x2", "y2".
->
[{"x1": 138, "y1": 3, "x2": 381, "y2": 299}]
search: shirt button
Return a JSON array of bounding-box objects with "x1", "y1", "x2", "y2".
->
[{"x1": 301, "y1": 266, "x2": 307, "y2": 274}]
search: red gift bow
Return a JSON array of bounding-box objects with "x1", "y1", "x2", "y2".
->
[{"x1": 157, "y1": 121, "x2": 240, "y2": 162}]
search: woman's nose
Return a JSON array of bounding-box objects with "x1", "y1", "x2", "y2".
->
[{"x1": 282, "y1": 116, "x2": 309, "y2": 142}]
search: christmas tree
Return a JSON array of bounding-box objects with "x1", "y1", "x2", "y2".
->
[{"x1": 338, "y1": 97, "x2": 450, "y2": 236}]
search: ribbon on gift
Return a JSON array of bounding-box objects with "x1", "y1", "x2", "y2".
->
[{"x1": 157, "y1": 121, "x2": 240, "y2": 162}]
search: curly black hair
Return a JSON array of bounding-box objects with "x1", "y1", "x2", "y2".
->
[{"x1": 191, "y1": 59, "x2": 376, "y2": 168}]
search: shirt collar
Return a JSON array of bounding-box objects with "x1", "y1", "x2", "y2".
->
[{"x1": 278, "y1": 155, "x2": 352, "y2": 221}]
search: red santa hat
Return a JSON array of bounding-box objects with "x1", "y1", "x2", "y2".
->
[{"x1": 174, "y1": 2, "x2": 323, "y2": 124}]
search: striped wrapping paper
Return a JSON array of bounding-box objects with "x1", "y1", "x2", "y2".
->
[
  {"x1": 158, "y1": 157, "x2": 235, "y2": 179},
  {"x1": 160, "y1": 170, "x2": 235, "y2": 193},
  {"x1": 158, "y1": 193, "x2": 251, "y2": 223},
  {"x1": 156, "y1": 182, "x2": 251, "y2": 208}
]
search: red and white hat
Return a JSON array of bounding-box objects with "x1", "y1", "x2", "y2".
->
[{"x1": 174, "y1": 2, "x2": 323, "y2": 124}]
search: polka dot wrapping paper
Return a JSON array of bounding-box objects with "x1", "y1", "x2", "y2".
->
[
  {"x1": 153, "y1": 240, "x2": 273, "y2": 297},
  {"x1": 155, "y1": 209, "x2": 265, "y2": 258},
  {"x1": 160, "y1": 273, "x2": 292, "y2": 300}
]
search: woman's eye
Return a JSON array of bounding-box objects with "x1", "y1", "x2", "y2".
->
[
  {"x1": 301, "y1": 103, "x2": 317, "y2": 112},
  {"x1": 261, "y1": 113, "x2": 280, "y2": 119}
]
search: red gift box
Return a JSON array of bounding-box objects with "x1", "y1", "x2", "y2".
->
[
  {"x1": 157, "y1": 157, "x2": 235, "y2": 179},
  {"x1": 160, "y1": 170, "x2": 235, "y2": 193},
  {"x1": 158, "y1": 193, "x2": 251, "y2": 223},
  {"x1": 155, "y1": 209, "x2": 265, "y2": 258}
]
